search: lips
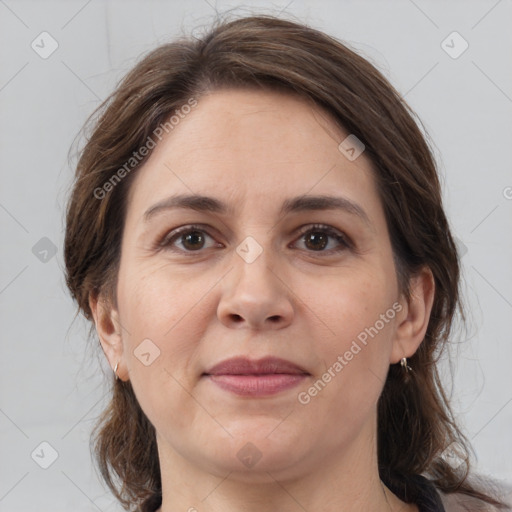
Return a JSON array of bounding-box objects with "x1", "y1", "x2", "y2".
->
[
  {"x1": 203, "y1": 356, "x2": 310, "y2": 397},
  {"x1": 204, "y1": 356, "x2": 309, "y2": 376}
]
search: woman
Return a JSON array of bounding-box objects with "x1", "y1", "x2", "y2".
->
[{"x1": 64, "y1": 14, "x2": 509, "y2": 512}]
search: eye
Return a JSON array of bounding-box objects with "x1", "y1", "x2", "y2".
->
[
  {"x1": 156, "y1": 223, "x2": 351, "y2": 255},
  {"x1": 158, "y1": 225, "x2": 221, "y2": 252},
  {"x1": 293, "y1": 224, "x2": 351, "y2": 253}
]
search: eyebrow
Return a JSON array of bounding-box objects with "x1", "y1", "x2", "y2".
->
[{"x1": 143, "y1": 193, "x2": 372, "y2": 227}]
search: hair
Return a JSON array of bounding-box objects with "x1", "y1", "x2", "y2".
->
[{"x1": 64, "y1": 13, "x2": 507, "y2": 511}]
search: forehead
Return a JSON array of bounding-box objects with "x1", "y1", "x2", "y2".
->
[{"x1": 125, "y1": 88, "x2": 380, "y2": 225}]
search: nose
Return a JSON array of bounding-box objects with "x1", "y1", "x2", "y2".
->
[{"x1": 217, "y1": 249, "x2": 294, "y2": 331}]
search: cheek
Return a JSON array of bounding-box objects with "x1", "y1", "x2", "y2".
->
[
  {"x1": 306, "y1": 268, "x2": 396, "y2": 401},
  {"x1": 117, "y1": 264, "x2": 208, "y2": 434},
  {"x1": 319, "y1": 265, "x2": 396, "y2": 342},
  {"x1": 119, "y1": 258, "x2": 208, "y2": 334},
  {"x1": 117, "y1": 261, "x2": 208, "y2": 389}
]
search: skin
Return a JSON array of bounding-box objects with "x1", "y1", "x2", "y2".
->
[{"x1": 90, "y1": 88, "x2": 434, "y2": 512}]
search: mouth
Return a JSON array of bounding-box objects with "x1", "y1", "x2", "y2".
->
[{"x1": 202, "y1": 356, "x2": 310, "y2": 397}]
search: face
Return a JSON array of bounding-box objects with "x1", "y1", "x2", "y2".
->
[{"x1": 101, "y1": 88, "x2": 415, "y2": 481}]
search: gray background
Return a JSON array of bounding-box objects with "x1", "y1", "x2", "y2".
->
[{"x1": 1, "y1": 0, "x2": 511, "y2": 510}]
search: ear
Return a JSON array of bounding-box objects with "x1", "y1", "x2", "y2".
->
[
  {"x1": 390, "y1": 266, "x2": 435, "y2": 364},
  {"x1": 89, "y1": 291, "x2": 128, "y2": 381}
]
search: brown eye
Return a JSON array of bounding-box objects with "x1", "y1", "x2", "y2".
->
[
  {"x1": 294, "y1": 224, "x2": 351, "y2": 253},
  {"x1": 159, "y1": 225, "x2": 219, "y2": 253},
  {"x1": 181, "y1": 230, "x2": 206, "y2": 251},
  {"x1": 304, "y1": 231, "x2": 329, "y2": 251}
]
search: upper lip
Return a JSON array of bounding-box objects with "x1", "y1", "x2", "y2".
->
[{"x1": 204, "y1": 356, "x2": 309, "y2": 376}]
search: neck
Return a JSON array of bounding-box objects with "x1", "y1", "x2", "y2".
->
[{"x1": 155, "y1": 419, "x2": 416, "y2": 512}]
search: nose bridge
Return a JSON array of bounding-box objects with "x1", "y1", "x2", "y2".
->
[
  {"x1": 232, "y1": 232, "x2": 281, "y2": 300},
  {"x1": 236, "y1": 235, "x2": 277, "y2": 288}
]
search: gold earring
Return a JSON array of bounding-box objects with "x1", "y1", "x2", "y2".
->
[
  {"x1": 113, "y1": 362, "x2": 119, "y2": 380},
  {"x1": 400, "y1": 357, "x2": 412, "y2": 372}
]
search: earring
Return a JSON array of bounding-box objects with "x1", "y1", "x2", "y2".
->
[
  {"x1": 400, "y1": 357, "x2": 412, "y2": 373},
  {"x1": 113, "y1": 362, "x2": 119, "y2": 380}
]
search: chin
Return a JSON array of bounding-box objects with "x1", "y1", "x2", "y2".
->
[
  {"x1": 207, "y1": 448, "x2": 308, "y2": 484},
  {"x1": 198, "y1": 421, "x2": 312, "y2": 480}
]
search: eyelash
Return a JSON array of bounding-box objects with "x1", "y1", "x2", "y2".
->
[{"x1": 156, "y1": 223, "x2": 352, "y2": 255}]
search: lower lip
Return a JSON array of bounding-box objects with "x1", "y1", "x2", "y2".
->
[{"x1": 205, "y1": 374, "x2": 308, "y2": 396}]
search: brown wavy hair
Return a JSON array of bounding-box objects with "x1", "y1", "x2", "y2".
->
[{"x1": 64, "y1": 14, "x2": 507, "y2": 511}]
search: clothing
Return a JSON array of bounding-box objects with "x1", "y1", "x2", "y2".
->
[{"x1": 139, "y1": 474, "x2": 446, "y2": 511}]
